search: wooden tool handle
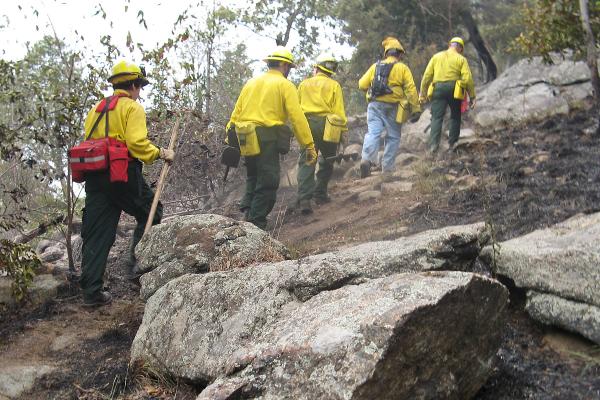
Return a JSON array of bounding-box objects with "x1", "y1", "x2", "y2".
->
[{"x1": 143, "y1": 115, "x2": 182, "y2": 236}]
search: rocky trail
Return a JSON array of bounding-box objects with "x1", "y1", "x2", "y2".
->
[
  {"x1": 1, "y1": 107, "x2": 598, "y2": 399},
  {"x1": 2, "y1": 55, "x2": 600, "y2": 399}
]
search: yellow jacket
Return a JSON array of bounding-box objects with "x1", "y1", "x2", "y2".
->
[
  {"x1": 298, "y1": 72, "x2": 347, "y2": 125},
  {"x1": 83, "y1": 89, "x2": 159, "y2": 164},
  {"x1": 419, "y1": 48, "x2": 476, "y2": 99},
  {"x1": 358, "y1": 56, "x2": 421, "y2": 112},
  {"x1": 227, "y1": 69, "x2": 314, "y2": 147}
]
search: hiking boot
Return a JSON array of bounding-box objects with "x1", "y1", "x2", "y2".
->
[
  {"x1": 83, "y1": 291, "x2": 112, "y2": 307},
  {"x1": 314, "y1": 196, "x2": 331, "y2": 206},
  {"x1": 360, "y1": 161, "x2": 371, "y2": 179},
  {"x1": 298, "y1": 199, "x2": 313, "y2": 215}
]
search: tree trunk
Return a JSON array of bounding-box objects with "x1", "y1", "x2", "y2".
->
[
  {"x1": 458, "y1": 7, "x2": 497, "y2": 82},
  {"x1": 579, "y1": 0, "x2": 600, "y2": 109}
]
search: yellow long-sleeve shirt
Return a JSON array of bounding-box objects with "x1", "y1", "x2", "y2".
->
[
  {"x1": 227, "y1": 69, "x2": 313, "y2": 147},
  {"x1": 419, "y1": 48, "x2": 476, "y2": 99},
  {"x1": 358, "y1": 56, "x2": 421, "y2": 112},
  {"x1": 83, "y1": 89, "x2": 159, "y2": 164},
  {"x1": 298, "y1": 72, "x2": 347, "y2": 125}
]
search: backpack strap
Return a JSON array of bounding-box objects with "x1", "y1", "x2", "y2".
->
[{"x1": 85, "y1": 96, "x2": 113, "y2": 140}]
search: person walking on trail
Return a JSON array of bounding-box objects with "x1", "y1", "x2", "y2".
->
[
  {"x1": 358, "y1": 37, "x2": 421, "y2": 179},
  {"x1": 419, "y1": 37, "x2": 476, "y2": 155},
  {"x1": 79, "y1": 61, "x2": 175, "y2": 307},
  {"x1": 296, "y1": 53, "x2": 348, "y2": 214},
  {"x1": 226, "y1": 46, "x2": 317, "y2": 230}
]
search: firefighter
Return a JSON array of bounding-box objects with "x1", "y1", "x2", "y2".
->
[
  {"x1": 295, "y1": 53, "x2": 347, "y2": 214},
  {"x1": 227, "y1": 46, "x2": 316, "y2": 229},
  {"x1": 80, "y1": 60, "x2": 175, "y2": 307},
  {"x1": 358, "y1": 37, "x2": 420, "y2": 179},
  {"x1": 419, "y1": 37, "x2": 476, "y2": 154}
]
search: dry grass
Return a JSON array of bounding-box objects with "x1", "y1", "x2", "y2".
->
[
  {"x1": 209, "y1": 240, "x2": 288, "y2": 272},
  {"x1": 412, "y1": 160, "x2": 450, "y2": 195}
]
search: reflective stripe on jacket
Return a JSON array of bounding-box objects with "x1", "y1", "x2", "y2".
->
[
  {"x1": 419, "y1": 48, "x2": 476, "y2": 99},
  {"x1": 227, "y1": 69, "x2": 313, "y2": 147},
  {"x1": 358, "y1": 56, "x2": 420, "y2": 112},
  {"x1": 298, "y1": 72, "x2": 347, "y2": 126},
  {"x1": 82, "y1": 89, "x2": 159, "y2": 164}
]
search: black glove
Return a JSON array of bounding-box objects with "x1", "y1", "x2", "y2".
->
[{"x1": 409, "y1": 111, "x2": 422, "y2": 123}]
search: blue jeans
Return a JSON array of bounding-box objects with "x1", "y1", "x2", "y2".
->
[{"x1": 361, "y1": 101, "x2": 402, "y2": 173}]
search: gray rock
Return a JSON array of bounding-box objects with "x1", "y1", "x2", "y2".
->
[
  {"x1": 0, "y1": 274, "x2": 61, "y2": 307},
  {"x1": 35, "y1": 239, "x2": 53, "y2": 254},
  {"x1": 132, "y1": 222, "x2": 490, "y2": 383},
  {"x1": 473, "y1": 55, "x2": 598, "y2": 130},
  {"x1": 526, "y1": 291, "x2": 600, "y2": 344},
  {"x1": 381, "y1": 181, "x2": 413, "y2": 194},
  {"x1": 357, "y1": 190, "x2": 381, "y2": 202},
  {"x1": 481, "y1": 212, "x2": 600, "y2": 308},
  {"x1": 394, "y1": 153, "x2": 421, "y2": 168},
  {"x1": 134, "y1": 270, "x2": 507, "y2": 400},
  {"x1": 39, "y1": 246, "x2": 64, "y2": 263},
  {"x1": 0, "y1": 364, "x2": 54, "y2": 398},
  {"x1": 137, "y1": 214, "x2": 290, "y2": 300}
]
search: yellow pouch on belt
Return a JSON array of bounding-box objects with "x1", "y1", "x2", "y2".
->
[
  {"x1": 323, "y1": 114, "x2": 346, "y2": 143},
  {"x1": 395, "y1": 99, "x2": 410, "y2": 123},
  {"x1": 235, "y1": 122, "x2": 260, "y2": 156},
  {"x1": 453, "y1": 80, "x2": 466, "y2": 100}
]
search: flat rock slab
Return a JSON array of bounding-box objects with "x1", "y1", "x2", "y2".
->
[
  {"x1": 481, "y1": 212, "x2": 600, "y2": 308},
  {"x1": 137, "y1": 214, "x2": 290, "y2": 300},
  {"x1": 131, "y1": 222, "x2": 501, "y2": 399},
  {"x1": 0, "y1": 364, "x2": 55, "y2": 398},
  {"x1": 526, "y1": 291, "x2": 600, "y2": 344},
  {"x1": 381, "y1": 181, "x2": 413, "y2": 194}
]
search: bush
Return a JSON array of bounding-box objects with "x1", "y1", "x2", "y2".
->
[{"x1": 0, "y1": 240, "x2": 40, "y2": 301}]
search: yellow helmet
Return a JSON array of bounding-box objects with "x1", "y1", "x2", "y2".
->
[
  {"x1": 449, "y1": 37, "x2": 465, "y2": 48},
  {"x1": 264, "y1": 47, "x2": 296, "y2": 68},
  {"x1": 108, "y1": 60, "x2": 149, "y2": 86},
  {"x1": 315, "y1": 53, "x2": 338, "y2": 74},
  {"x1": 382, "y1": 36, "x2": 405, "y2": 54}
]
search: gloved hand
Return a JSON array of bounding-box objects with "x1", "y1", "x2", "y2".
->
[
  {"x1": 418, "y1": 94, "x2": 427, "y2": 104},
  {"x1": 469, "y1": 99, "x2": 477, "y2": 110},
  {"x1": 159, "y1": 147, "x2": 175, "y2": 163},
  {"x1": 305, "y1": 143, "x2": 317, "y2": 166},
  {"x1": 409, "y1": 111, "x2": 422, "y2": 123}
]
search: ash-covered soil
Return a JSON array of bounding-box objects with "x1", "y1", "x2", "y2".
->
[{"x1": 1, "y1": 108, "x2": 599, "y2": 399}]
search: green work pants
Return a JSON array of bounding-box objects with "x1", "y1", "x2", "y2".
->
[
  {"x1": 80, "y1": 161, "x2": 162, "y2": 299},
  {"x1": 297, "y1": 115, "x2": 338, "y2": 202},
  {"x1": 239, "y1": 129, "x2": 280, "y2": 230},
  {"x1": 429, "y1": 81, "x2": 462, "y2": 153}
]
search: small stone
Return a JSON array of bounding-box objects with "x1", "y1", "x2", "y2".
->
[{"x1": 357, "y1": 190, "x2": 381, "y2": 202}]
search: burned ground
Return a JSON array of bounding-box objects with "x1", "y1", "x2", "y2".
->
[{"x1": 1, "y1": 108, "x2": 599, "y2": 399}]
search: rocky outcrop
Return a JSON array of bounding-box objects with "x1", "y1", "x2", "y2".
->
[
  {"x1": 131, "y1": 222, "x2": 508, "y2": 399},
  {"x1": 481, "y1": 212, "x2": 600, "y2": 343},
  {"x1": 136, "y1": 214, "x2": 290, "y2": 300},
  {"x1": 473, "y1": 55, "x2": 598, "y2": 130}
]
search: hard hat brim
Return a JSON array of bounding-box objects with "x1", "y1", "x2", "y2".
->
[{"x1": 263, "y1": 56, "x2": 296, "y2": 68}]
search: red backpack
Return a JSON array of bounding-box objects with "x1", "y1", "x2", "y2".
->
[{"x1": 69, "y1": 95, "x2": 131, "y2": 183}]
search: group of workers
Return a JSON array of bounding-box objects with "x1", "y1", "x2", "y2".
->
[{"x1": 77, "y1": 36, "x2": 475, "y2": 307}]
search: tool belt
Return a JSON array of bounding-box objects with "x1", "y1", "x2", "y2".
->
[
  {"x1": 68, "y1": 94, "x2": 132, "y2": 183},
  {"x1": 233, "y1": 123, "x2": 292, "y2": 156}
]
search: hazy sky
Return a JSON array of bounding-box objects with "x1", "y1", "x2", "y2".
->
[{"x1": 1, "y1": 0, "x2": 351, "y2": 69}]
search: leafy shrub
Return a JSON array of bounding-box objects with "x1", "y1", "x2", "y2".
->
[{"x1": 0, "y1": 240, "x2": 40, "y2": 301}]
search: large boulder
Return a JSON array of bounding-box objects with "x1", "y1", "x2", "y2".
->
[
  {"x1": 473, "y1": 55, "x2": 597, "y2": 130},
  {"x1": 131, "y1": 222, "x2": 508, "y2": 399},
  {"x1": 136, "y1": 214, "x2": 290, "y2": 300},
  {"x1": 480, "y1": 212, "x2": 600, "y2": 343}
]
